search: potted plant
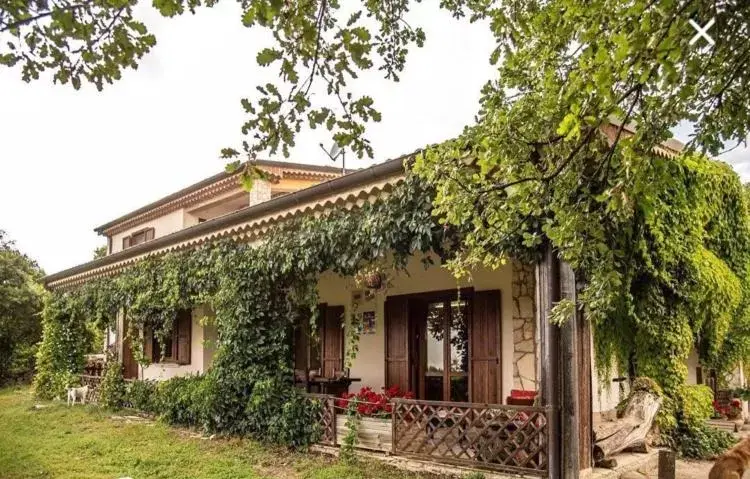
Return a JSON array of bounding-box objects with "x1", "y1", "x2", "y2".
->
[
  {"x1": 728, "y1": 398, "x2": 743, "y2": 420},
  {"x1": 335, "y1": 386, "x2": 413, "y2": 453}
]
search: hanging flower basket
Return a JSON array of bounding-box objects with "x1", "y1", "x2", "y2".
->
[{"x1": 363, "y1": 271, "x2": 384, "y2": 289}]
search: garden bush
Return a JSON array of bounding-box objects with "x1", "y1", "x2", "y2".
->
[
  {"x1": 155, "y1": 374, "x2": 214, "y2": 430},
  {"x1": 246, "y1": 377, "x2": 321, "y2": 447},
  {"x1": 126, "y1": 379, "x2": 158, "y2": 413},
  {"x1": 99, "y1": 362, "x2": 126, "y2": 409},
  {"x1": 674, "y1": 422, "x2": 736, "y2": 459},
  {"x1": 680, "y1": 384, "x2": 714, "y2": 427}
]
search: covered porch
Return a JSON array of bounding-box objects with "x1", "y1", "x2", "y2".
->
[{"x1": 292, "y1": 255, "x2": 553, "y2": 475}]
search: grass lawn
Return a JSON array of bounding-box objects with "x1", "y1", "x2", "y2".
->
[{"x1": 0, "y1": 387, "x2": 445, "y2": 479}]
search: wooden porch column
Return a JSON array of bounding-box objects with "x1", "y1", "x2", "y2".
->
[
  {"x1": 536, "y1": 245, "x2": 561, "y2": 479},
  {"x1": 560, "y1": 261, "x2": 580, "y2": 477}
]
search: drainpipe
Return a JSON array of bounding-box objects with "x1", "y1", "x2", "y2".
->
[
  {"x1": 559, "y1": 261, "x2": 580, "y2": 477},
  {"x1": 536, "y1": 245, "x2": 561, "y2": 479}
]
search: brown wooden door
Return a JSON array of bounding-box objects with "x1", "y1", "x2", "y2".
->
[
  {"x1": 470, "y1": 290, "x2": 501, "y2": 404},
  {"x1": 321, "y1": 305, "x2": 345, "y2": 378},
  {"x1": 121, "y1": 316, "x2": 139, "y2": 379},
  {"x1": 176, "y1": 310, "x2": 192, "y2": 365},
  {"x1": 385, "y1": 296, "x2": 410, "y2": 392}
]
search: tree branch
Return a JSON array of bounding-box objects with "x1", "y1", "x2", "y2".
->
[{"x1": 0, "y1": 1, "x2": 93, "y2": 32}]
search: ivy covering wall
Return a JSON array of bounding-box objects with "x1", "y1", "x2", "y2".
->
[
  {"x1": 35, "y1": 155, "x2": 750, "y2": 451},
  {"x1": 35, "y1": 176, "x2": 447, "y2": 440}
]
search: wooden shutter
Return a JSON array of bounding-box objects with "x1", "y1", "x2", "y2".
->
[
  {"x1": 176, "y1": 309, "x2": 192, "y2": 365},
  {"x1": 293, "y1": 319, "x2": 309, "y2": 371},
  {"x1": 145, "y1": 228, "x2": 155, "y2": 241},
  {"x1": 385, "y1": 296, "x2": 410, "y2": 392},
  {"x1": 470, "y1": 290, "x2": 501, "y2": 404},
  {"x1": 122, "y1": 236, "x2": 131, "y2": 250},
  {"x1": 143, "y1": 326, "x2": 153, "y2": 362},
  {"x1": 321, "y1": 305, "x2": 344, "y2": 377}
]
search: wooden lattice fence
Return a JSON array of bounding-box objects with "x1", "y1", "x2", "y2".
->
[
  {"x1": 79, "y1": 374, "x2": 103, "y2": 404},
  {"x1": 306, "y1": 393, "x2": 336, "y2": 445},
  {"x1": 391, "y1": 398, "x2": 550, "y2": 476}
]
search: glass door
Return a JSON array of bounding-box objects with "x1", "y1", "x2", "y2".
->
[{"x1": 422, "y1": 299, "x2": 469, "y2": 402}]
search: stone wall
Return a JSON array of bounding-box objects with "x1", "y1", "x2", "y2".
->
[{"x1": 512, "y1": 260, "x2": 537, "y2": 391}]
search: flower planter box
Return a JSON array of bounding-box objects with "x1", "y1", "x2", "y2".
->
[{"x1": 335, "y1": 416, "x2": 392, "y2": 452}]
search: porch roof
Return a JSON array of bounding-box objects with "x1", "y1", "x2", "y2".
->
[
  {"x1": 45, "y1": 155, "x2": 409, "y2": 290},
  {"x1": 45, "y1": 124, "x2": 684, "y2": 290}
]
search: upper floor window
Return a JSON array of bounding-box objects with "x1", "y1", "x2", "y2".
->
[{"x1": 122, "y1": 227, "x2": 155, "y2": 250}]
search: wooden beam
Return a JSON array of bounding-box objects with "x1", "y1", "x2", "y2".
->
[
  {"x1": 536, "y1": 245, "x2": 561, "y2": 479},
  {"x1": 560, "y1": 260, "x2": 580, "y2": 477}
]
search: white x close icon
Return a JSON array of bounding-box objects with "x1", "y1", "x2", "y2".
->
[{"x1": 689, "y1": 18, "x2": 716, "y2": 46}]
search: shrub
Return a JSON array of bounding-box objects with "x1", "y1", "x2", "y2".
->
[
  {"x1": 126, "y1": 379, "x2": 158, "y2": 413},
  {"x1": 99, "y1": 362, "x2": 126, "y2": 409},
  {"x1": 245, "y1": 377, "x2": 321, "y2": 448},
  {"x1": 680, "y1": 384, "x2": 714, "y2": 427},
  {"x1": 674, "y1": 422, "x2": 737, "y2": 459},
  {"x1": 156, "y1": 374, "x2": 213, "y2": 430}
]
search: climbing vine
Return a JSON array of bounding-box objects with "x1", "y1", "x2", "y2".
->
[
  {"x1": 416, "y1": 130, "x2": 750, "y2": 440},
  {"x1": 36, "y1": 174, "x2": 447, "y2": 443}
]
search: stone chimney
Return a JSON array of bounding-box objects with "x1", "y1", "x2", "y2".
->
[{"x1": 249, "y1": 180, "x2": 271, "y2": 206}]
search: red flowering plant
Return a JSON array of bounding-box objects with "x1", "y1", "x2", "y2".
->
[
  {"x1": 712, "y1": 400, "x2": 729, "y2": 418},
  {"x1": 728, "y1": 399, "x2": 743, "y2": 419},
  {"x1": 713, "y1": 399, "x2": 743, "y2": 419},
  {"x1": 336, "y1": 386, "x2": 414, "y2": 418}
]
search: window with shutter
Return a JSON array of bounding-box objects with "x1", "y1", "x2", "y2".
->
[
  {"x1": 321, "y1": 305, "x2": 345, "y2": 378},
  {"x1": 176, "y1": 309, "x2": 192, "y2": 365},
  {"x1": 146, "y1": 309, "x2": 191, "y2": 364},
  {"x1": 122, "y1": 227, "x2": 156, "y2": 250}
]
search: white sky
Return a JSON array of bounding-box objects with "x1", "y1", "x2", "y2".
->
[{"x1": 0, "y1": 3, "x2": 747, "y2": 275}]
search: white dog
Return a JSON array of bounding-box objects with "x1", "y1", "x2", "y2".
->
[{"x1": 66, "y1": 385, "x2": 89, "y2": 406}]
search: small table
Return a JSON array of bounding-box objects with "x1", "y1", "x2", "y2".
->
[{"x1": 306, "y1": 377, "x2": 361, "y2": 396}]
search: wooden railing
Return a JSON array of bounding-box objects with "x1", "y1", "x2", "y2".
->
[
  {"x1": 391, "y1": 398, "x2": 550, "y2": 476},
  {"x1": 306, "y1": 393, "x2": 337, "y2": 445},
  {"x1": 80, "y1": 374, "x2": 104, "y2": 404}
]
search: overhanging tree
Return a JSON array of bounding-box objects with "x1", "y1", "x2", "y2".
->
[
  {"x1": 14, "y1": 0, "x2": 750, "y2": 449},
  {"x1": 0, "y1": 230, "x2": 45, "y2": 385}
]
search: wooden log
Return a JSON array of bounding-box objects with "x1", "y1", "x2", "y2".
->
[
  {"x1": 658, "y1": 450, "x2": 676, "y2": 479},
  {"x1": 592, "y1": 389, "x2": 662, "y2": 462}
]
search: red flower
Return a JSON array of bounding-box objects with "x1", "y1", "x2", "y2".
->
[{"x1": 338, "y1": 385, "x2": 415, "y2": 417}]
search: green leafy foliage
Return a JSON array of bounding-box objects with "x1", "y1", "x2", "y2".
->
[
  {"x1": 0, "y1": 0, "x2": 156, "y2": 91},
  {"x1": 39, "y1": 175, "x2": 443, "y2": 446},
  {"x1": 672, "y1": 422, "x2": 737, "y2": 460},
  {"x1": 155, "y1": 374, "x2": 214, "y2": 429},
  {"x1": 679, "y1": 384, "x2": 715, "y2": 430},
  {"x1": 0, "y1": 230, "x2": 44, "y2": 385},
  {"x1": 33, "y1": 294, "x2": 95, "y2": 399},
  {"x1": 99, "y1": 361, "x2": 127, "y2": 410},
  {"x1": 245, "y1": 378, "x2": 322, "y2": 448},
  {"x1": 126, "y1": 378, "x2": 158, "y2": 412}
]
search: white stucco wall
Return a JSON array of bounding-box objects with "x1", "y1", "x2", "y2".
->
[
  {"x1": 110, "y1": 209, "x2": 186, "y2": 254},
  {"x1": 591, "y1": 339, "x2": 625, "y2": 414},
  {"x1": 316, "y1": 254, "x2": 516, "y2": 400}
]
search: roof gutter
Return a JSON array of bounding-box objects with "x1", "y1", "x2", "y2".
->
[{"x1": 45, "y1": 157, "x2": 407, "y2": 285}]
